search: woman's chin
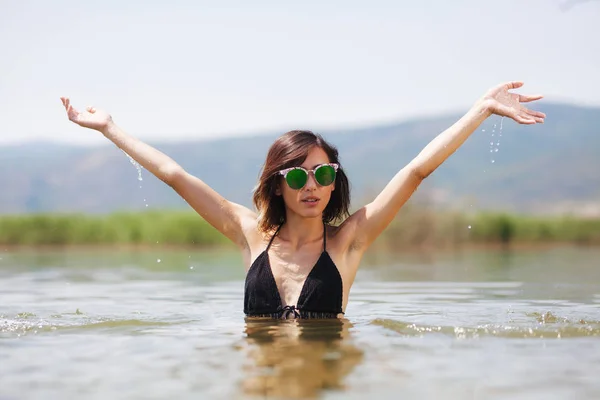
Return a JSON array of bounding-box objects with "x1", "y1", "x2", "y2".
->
[{"x1": 294, "y1": 207, "x2": 325, "y2": 219}]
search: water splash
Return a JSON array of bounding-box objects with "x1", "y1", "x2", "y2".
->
[
  {"x1": 487, "y1": 117, "x2": 504, "y2": 164},
  {"x1": 498, "y1": 115, "x2": 504, "y2": 147},
  {"x1": 372, "y1": 315, "x2": 600, "y2": 339},
  {"x1": 1, "y1": 315, "x2": 176, "y2": 337},
  {"x1": 124, "y1": 152, "x2": 143, "y2": 182},
  {"x1": 122, "y1": 151, "x2": 148, "y2": 209}
]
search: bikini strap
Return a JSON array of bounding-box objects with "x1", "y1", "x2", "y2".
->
[{"x1": 266, "y1": 223, "x2": 283, "y2": 251}]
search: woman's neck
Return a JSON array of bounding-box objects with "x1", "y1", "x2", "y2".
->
[{"x1": 277, "y1": 214, "x2": 325, "y2": 251}]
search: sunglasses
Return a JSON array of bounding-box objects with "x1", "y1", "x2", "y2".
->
[{"x1": 277, "y1": 163, "x2": 339, "y2": 190}]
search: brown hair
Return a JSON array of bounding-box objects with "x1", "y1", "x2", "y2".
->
[{"x1": 252, "y1": 130, "x2": 351, "y2": 233}]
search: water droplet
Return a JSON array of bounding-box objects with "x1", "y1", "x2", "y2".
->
[
  {"x1": 482, "y1": 129, "x2": 486, "y2": 132},
  {"x1": 468, "y1": 225, "x2": 472, "y2": 229},
  {"x1": 190, "y1": 266, "x2": 194, "y2": 270},
  {"x1": 124, "y1": 153, "x2": 144, "y2": 181},
  {"x1": 145, "y1": 204, "x2": 149, "y2": 207},
  {"x1": 490, "y1": 142, "x2": 494, "y2": 145},
  {"x1": 494, "y1": 148, "x2": 499, "y2": 152},
  {"x1": 157, "y1": 259, "x2": 161, "y2": 263},
  {"x1": 491, "y1": 160, "x2": 495, "y2": 163}
]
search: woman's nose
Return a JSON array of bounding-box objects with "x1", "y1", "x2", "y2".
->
[{"x1": 303, "y1": 172, "x2": 318, "y2": 190}]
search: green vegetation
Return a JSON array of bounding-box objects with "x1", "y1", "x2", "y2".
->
[
  {"x1": 0, "y1": 211, "x2": 230, "y2": 248},
  {"x1": 1, "y1": 208, "x2": 599, "y2": 249},
  {"x1": 375, "y1": 205, "x2": 600, "y2": 250}
]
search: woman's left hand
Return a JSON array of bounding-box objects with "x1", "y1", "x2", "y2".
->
[{"x1": 481, "y1": 81, "x2": 546, "y2": 125}]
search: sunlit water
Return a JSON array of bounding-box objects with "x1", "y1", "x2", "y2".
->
[{"x1": 1, "y1": 246, "x2": 599, "y2": 399}]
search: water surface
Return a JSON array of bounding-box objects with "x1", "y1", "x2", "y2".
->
[{"x1": 1, "y1": 246, "x2": 599, "y2": 399}]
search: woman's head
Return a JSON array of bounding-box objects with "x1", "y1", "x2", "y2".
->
[{"x1": 253, "y1": 130, "x2": 350, "y2": 233}]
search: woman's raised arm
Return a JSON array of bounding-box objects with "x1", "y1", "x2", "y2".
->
[
  {"x1": 60, "y1": 97, "x2": 257, "y2": 249},
  {"x1": 342, "y1": 81, "x2": 546, "y2": 252}
]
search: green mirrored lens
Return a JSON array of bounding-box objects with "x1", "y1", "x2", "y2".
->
[
  {"x1": 286, "y1": 169, "x2": 308, "y2": 189},
  {"x1": 314, "y1": 165, "x2": 336, "y2": 186}
]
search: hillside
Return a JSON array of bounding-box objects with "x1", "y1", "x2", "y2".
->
[{"x1": 1, "y1": 102, "x2": 598, "y2": 215}]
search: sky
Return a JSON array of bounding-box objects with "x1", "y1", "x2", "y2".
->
[{"x1": 1, "y1": 0, "x2": 599, "y2": 145}]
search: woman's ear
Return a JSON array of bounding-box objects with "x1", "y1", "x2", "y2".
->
[{"x1": 275, "y1": 182, "x2": 282, "y2": 196}]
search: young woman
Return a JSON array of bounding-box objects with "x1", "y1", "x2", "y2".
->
[{"x1": 60, "y1": 81, "x2": 545, "y2": 319}]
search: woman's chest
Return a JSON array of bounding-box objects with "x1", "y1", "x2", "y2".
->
[{"x1": 268, "y1": 250, "x2": 325, "y2": 306}]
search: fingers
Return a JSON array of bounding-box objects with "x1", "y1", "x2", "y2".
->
[
  {"x1": 61, "y1": 97, "x2": 70, "y2": 111},
  {"x1": 519, "y1": 94, "x2": 543, "y2": 103},
  {"x1": 86, "y1": 106, "x2": 96, "y2": 113},
  {"x1": 524, "y1": 107, "x2": 546, "y2": 119},
  {"x1": 504, "y1": 81, "x2": 524, "y2": 90},
  {"x1": 67, "y1": 105, "x2": 76, "y2": 121},
  {"x1": 64, "y1": 98, "x2": 76, "y2": 120},
  {"x1": 514, "y1": 114, "x2": 537, "y2": 124},
  {"x1": 65, "y1": 99, "x2": 78, "y2": 121},
  {"x1": 514, "y1": 109, "x2": 544, "y2": 124},
  {"x1": 528, "y1": 115, "x2": 544, "y2": 123}
]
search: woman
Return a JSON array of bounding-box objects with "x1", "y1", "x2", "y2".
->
[{"x1": 60, "y1": 81, "x2": 545, "y2": 319}]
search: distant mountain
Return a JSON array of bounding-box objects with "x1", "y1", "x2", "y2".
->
[{"x1": 1, "y1": 102, "x2": 599, "y2": 216}]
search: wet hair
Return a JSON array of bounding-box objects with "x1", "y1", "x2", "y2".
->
[{"x1": 252, "y1": 130, "x2": 351, "y2": 233}]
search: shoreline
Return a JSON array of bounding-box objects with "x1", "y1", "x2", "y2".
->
[{"x1": 1, "y1": 240, "x2": 596, "y2": 255}]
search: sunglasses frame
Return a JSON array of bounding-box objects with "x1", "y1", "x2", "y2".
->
[{"x1": 277, "y1": 163, "x2": 339, "y2": 190}]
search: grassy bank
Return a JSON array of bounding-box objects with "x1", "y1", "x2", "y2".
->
[
  {"x1": 373, "y1": 205, "x2": 600, "y2": 250},
  {"x1": 0, "y1": 208, "x2": 599, "y2": 249},
  {"x1": 0, "y1": 211, "x2": 230, "y2": 248}
]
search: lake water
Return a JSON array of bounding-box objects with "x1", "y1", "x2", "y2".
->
[{"x1": 1, "y1": 246, "x2": 599, "y2": 399}]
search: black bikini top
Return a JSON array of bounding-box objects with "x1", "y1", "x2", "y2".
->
[{"x1": 243, "y1": 223, "x2": 344, "y2": 319}]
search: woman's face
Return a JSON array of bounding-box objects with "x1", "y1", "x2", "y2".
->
[{"x1": 276, "y1": 146, "x2": 336, "y2": 220}]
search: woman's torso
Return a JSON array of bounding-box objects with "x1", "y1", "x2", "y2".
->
[{"x1": 243, "y1": 224, "x2": 359, "y2": 319}]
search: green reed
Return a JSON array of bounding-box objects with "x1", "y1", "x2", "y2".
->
[{"x1": 0, "y1": 211, "x2": 230, "y2": 247}]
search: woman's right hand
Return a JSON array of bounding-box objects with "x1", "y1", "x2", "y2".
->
[{"x1": 60, "y1": 97, "x2": 113, "y2": 133}]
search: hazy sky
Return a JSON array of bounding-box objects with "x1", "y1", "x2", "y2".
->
[{"x1": 1, "y1": 0, "x2": 599, "y2": 145}]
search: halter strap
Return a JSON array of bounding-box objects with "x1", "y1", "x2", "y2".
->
[{"x1": 266, "y1": 223, "x2": 283, "y2": 251}]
